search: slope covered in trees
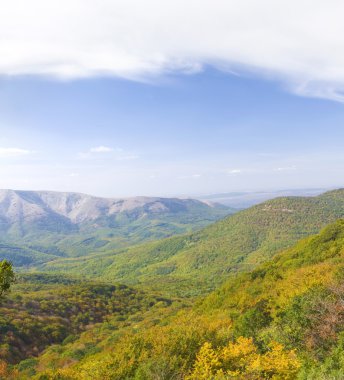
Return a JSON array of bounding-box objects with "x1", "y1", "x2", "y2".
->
[
  {"x1": 12, "y1": 219, "x2": 344, "y2": 379},
  {"x1": 0, "y1": 273, "x2": 175, "y2": 368},
  {"x1": 40, "y1": 189, "x2": 344, "y2": 296}
]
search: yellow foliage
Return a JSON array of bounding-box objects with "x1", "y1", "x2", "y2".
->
[
  {"x1": 0, "y1": 360, "x2": 7, "y2": 378},
  {"x1": 253, "y1": 341, "x2": 301, "y2": 379},
  {"x1": 0, "y1": 360, "x2": 19, "y2": 380},
  {"x1": 33, "y1": 313, "x2": 232, "y2": 380},
  {"x1": 221, "y1": 336, "x2": 257, "y2": 376},
  {"x1": 186, "y1": 337, "x2": 301, "y2": 380},
  {"x1": 185, "y1": 342, "x2": 221, "y2": 380}
]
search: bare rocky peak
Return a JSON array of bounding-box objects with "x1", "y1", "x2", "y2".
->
[
  {"x1": 0, "y1": 189, "x2": 47, "y2": 222},
  {"x1": 0, "y1": 190, "x2": 214, "y2": 224}
]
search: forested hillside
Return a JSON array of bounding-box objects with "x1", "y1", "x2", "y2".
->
[
  {"x1": 40, "y1": 189, "x2": 344, "y2": 296},
  {"x1": 0, "y1": 190, "x2": 232, "y2": 266},
  {"x1": 0, "y1": 273, "x2": 176, "y2": 371},
  {"x1": 9, "y1": 219, "x2": 343, "y2": 379}
]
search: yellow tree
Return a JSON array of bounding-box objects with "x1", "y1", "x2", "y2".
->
[{"x1": 186, "y1": 342, "x2": 222, "y2": 380}]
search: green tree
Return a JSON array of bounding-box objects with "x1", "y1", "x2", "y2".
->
[
  {"x1": 234, "y1": 300, "x2": 272, "y2": 340},
  {"x1": 0, "y1": 260, "x2": 15, "y2": 298}
]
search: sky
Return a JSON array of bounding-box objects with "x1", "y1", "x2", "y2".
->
[{"x1": 1, "y1": 0, "x2": 344, "y2": 197}]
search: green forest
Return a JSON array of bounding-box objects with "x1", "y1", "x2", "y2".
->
[{"x1": 0, "y1": 190, "x2": 344, "y2": 379}]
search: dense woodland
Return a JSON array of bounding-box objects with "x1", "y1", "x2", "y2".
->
[
  {"x1": 0, "y1": 191, "x2": 343, "y2": 378},
  {"x1": 0, "y1": 274, "x2": 173, "y2": 365}
]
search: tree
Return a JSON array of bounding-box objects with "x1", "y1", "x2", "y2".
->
[
  {"x1": 0, "y1": 260, "x2": 15, "y2": 298},
  {"x1": 186, "y1": 342, "x2": 222, "y2": 380}
]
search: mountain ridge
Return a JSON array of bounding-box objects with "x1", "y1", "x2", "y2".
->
[
  {"x1": 0, "y1": 189, "x2": 227, "y2": 225},
  {"x1": 0, "y1": 189, "x2": 233, "y2": 265},
  {"x1": 40, "y1": 188, "x2": 344, "y2": 296}
]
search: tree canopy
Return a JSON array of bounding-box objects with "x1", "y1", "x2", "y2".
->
[{"x1": 0, "y1": 260, "x2": 15, "y2": 298}]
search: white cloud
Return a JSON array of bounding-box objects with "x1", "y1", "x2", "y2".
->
[
  {"x1": 78, "y1": 146, "x2": 138, "y2": 160},
  {"x1": 0, "y1": 147, "x2": 33, "y2": 158},
  {"x1": 228, "y1": 169, "x2": 242, "y2": 175},
  {"x1": 2, "y1": 1, "x2": 344, "y2": 101},
  {"x1": 90, "y1": 146, "x2": 114, "y2": 153}
]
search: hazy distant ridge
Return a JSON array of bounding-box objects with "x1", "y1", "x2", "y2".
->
[{"x1": 0, "y1": 189, "x2": 226, "y2": 226}]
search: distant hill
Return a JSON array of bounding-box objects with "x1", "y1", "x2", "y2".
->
[
  {"x1": 198, "y1": 188, "x2": 326, "y2": 208},
  {"x1": 41, "y1": 189, "x2": 344, "y2": 296},
  {"x1": 0, "y1": 243, "x2": 61, "y2": 266},
  {"x1": 0, "y1": 189, "x2": 231, "y2": 233},
  {"x1": 0, "y1": 189, "x2": 233, "y2": 265},
  {"x1": 201, "y1": 218, "x2": 344, "y2": 313}
]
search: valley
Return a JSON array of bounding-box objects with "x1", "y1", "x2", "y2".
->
[{"x1": 0, "y1": 189, "x2": 344, "y2": 379}]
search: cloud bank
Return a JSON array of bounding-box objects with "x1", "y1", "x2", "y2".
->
[{"x1": 1, "y1": 1, "x2": 344, "y2": 101}]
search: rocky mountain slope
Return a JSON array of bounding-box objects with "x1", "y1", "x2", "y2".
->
[{"x1": 0, "y1": 189, "x2": 229, "y2": 228}]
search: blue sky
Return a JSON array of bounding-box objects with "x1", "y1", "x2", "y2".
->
[
  {"x1": 1, "y1": 1, "x2": 344, "y2": 197},
  {"x1": 1, "y1": 70, "x2": 344, "y2": 197}
]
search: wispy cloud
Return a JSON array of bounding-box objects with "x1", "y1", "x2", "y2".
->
[
  {"x1": 2, "y1": 1, "x2": 344, "y2": 102},
  {"x1": 0, "y1": 147, "x2": 33, "y2": 158},
  {"x1": 89, "y1": 146, "x2": 114, "y2": 153},
  {"x1": 228, "y1": 169, "x2": 242, "y2": 175},
  {"x1": 78, "y1": 146, "x2": 138, "y2": 161}
]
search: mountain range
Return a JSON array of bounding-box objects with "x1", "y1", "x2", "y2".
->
[
  {"x1": 198, "y1": 188, "x2": 326, "y2": 208},
  {"x1": 0, "y1": 189, "x2": 230, "y2": 231},
  {"x1": 0, "y1": 189, "x2": 232, "y2": 266},
  {"x1": 39, "y1": 188, "x2": 344, "y2": 296}
]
